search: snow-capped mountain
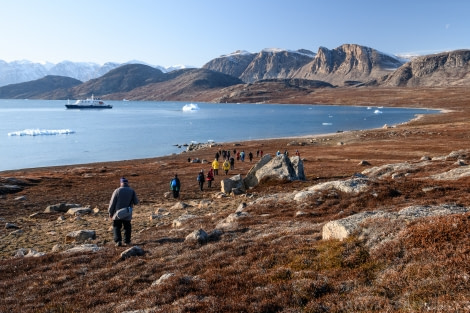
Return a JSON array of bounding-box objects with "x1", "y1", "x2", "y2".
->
[{"x1": 0, "y1": 60, "x2": 191, "y2": 87}]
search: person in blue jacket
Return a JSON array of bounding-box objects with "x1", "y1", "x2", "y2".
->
[{"x1": 170, "y1": 174, "x2": 181, "y2": 198}]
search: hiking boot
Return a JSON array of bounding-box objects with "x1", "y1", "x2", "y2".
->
[
  {"x1": 115, "y1": 241, "x2": 122, "y2": 247},
  {"x1": 124, "y1": 241, "x2": 131, "y2": 246}
]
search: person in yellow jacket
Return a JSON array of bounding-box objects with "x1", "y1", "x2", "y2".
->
[
  {"x1": 223, "y1": 159, "x2": 230, "y2": 175},
  {"x1": 212, "y1": 158, "x2": 219, "y2": 175}
]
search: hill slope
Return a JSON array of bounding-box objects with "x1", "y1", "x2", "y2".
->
[
  {"x1": 380, "y1": 49, "x2": 470, "y2": 86},
  {"x1": 0, "y1": 75, "x2": 82, "y2": 99}
]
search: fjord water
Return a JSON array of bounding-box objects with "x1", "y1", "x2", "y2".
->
[{"x1": 0, "y1": 99, "x2": 436, "y2": 171}]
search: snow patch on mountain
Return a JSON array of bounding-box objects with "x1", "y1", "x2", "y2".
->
[{"x1": 0, "y1": 60, "x2": 192, "y2": 87}]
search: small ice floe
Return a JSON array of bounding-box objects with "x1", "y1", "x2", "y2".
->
[
  {"x1": 182, "y1": 103, "x2": 200, "y2": 111},
  {"x1": 374, "y1": 109, "x2": 383, "y2": 114},
  {"x1": 322, "y1": 122, "x2": 333, "y2": 126},
  {"x1": 8, "y1": 129, "x2": 75, "y2": 136}
]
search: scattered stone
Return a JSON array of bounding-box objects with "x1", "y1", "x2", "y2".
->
[
  {"x1": 64, "y1": 244, "x2": 101, "y2": 254},
  {"x1": 172, "y1": 214, "x2": 197, "y2": 228},
  {"x1": 0, "y1": 184, "x2": 23, "y2": 194},
  {"x1": 5, "y1": 223, "x2": 19, "y2": 229},
  {"x1": 66, "y1": 207, "x2": 92, "y2": 215},
  {"x1": 185, "y1": 229, "x2": 209, "y2": 244},
  {"x1": 308, "y1": 176, "x2": 370, "y2": 194},
  {"x1": 120, "y1": 246, "x2": 145, "y2": 260},
  {"x1": 65, "y1": 230, "x2": 96, "y2": 243},
  {"x1": 9, "y1": 229, "x2": 24, "y2": 236},
  {"x1": 14, "y1": 195, "x2": 27, "y2": 201},
  {"x1": 216, "y1": 211, "x2": 249, "y2": 230},
  {"x1": 295, "y1": 211, "x2": 308, "y2": 217},
  {"x1": 198, "y1": 199, "x2": 212, "y2": 209},
  {"x1": 171, "y1": 202, "x2": 190, "y2": 210},
  {"x1": 57, "y1": 216, "x2": 66, "y2": 221},
  {"x1": 359, "y1": 160, "x2": 371, "y2": 166},
  {"x1": 45, "y1": 203, "x2": 81, "y2": 213},
  {"x1": 152, "y1": 273, "x2": 175, "y2": 286},
  {"x1": 456, "y1": 159, "x2": 467, "y2": 166},
  {"x1": 235, "y1": 202, "x2": 247, "y2": 213},
  {"x1": 15, "y1": 248, "x2": 45, "y2": 258}
]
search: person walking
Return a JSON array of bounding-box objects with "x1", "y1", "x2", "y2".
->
[
  {"x1": 197, "y1": 169, "x2": 205, "y2": 191},
  {"x1": 206, "y1": 168, "x2": 214, "y2": 188},
  {"x1": 108, "y1": 177, "x2": 139, "y2": 247},
  {"x1": 170, "y1": 174, "x2": 181, "y2": 198},
  {"x1": 229, "y1": 156, "x2": 235, "y2": 170},
  {"x1": 248, "y1": 151, "x2": 253, "y2": 162},
  {"x1": 212, "y1": 158, "x2": 219, "y2": 175},
  {"x1": 223, "y1": 159, "x2": 230, "y2": 175}
]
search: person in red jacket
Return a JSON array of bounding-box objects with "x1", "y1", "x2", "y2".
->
[{"x1": 206, "y1": 168, "x2": 214, "y2": 188}]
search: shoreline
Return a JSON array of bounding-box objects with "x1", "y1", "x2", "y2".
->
[{"x1": 0, "y1": 107, "x2": 444, "y2": 175}]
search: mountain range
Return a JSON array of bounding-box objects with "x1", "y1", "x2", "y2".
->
[{"x1": 0, "y1": 44, "x2": 469, "y2": 101}]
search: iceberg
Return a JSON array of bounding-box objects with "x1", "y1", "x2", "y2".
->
[
  {"x1": 8, "y1": 129, "x2": 75, "y2": 136},
  {"x1": 374, "y1": 109, "x2": 383, "y2": 114},
  {"x1": 182, "y1": 103, "x2": 199, "y2": 111}
]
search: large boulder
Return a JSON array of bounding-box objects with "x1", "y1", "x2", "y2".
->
[
  {"x1": 221, "y1": 174, "x2": 245, "y2": 194},
  {"x1": 244, "y1": 154, "x2": 305, "y2": 188}
]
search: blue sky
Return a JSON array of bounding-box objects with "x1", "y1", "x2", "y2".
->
[{"x1": 1, "y1": 0, "x2": 469, "y2": 67}]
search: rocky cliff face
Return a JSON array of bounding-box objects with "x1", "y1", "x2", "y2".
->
[
  {"x1": 203, "y1": 49, "x2": 316, "y2": 83},
  {"x1": 239, "y1": 49, "x2": 316, "y2": 83},
  {"x1": 380, "y1": 50, "x2": 470, "y2": 87},
  {"x1": 204, "y1": 45, "x2": 403, "y2": 86},
  {"x1": 294, "y1": 44, "x2": 403, "y2": 85},
  {"x1": 202, "y1": 50, "x2": 257, "y2": 79}
]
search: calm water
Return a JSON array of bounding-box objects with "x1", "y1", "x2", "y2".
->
[{"x1": 0, "y1": 99, "x2": 437, "y2": 171}]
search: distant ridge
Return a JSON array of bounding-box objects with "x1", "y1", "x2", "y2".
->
[
  {"x1": 0, "y1": 75, "x2": 81, "y2": 99},
  {"x1": 1, "y1": 44, "x2": 470, "y2": 101},
  {"x1": 0, "y1": 60, "x2": 191, "y2": 87}
]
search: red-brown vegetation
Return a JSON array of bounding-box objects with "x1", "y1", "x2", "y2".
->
[{"x1": 1, "y1": 87, "x2": 470, "y2": 312}]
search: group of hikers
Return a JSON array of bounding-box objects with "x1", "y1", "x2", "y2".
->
[{"x1": 108, "y1": 148, "x2": 301, "y2": 246}]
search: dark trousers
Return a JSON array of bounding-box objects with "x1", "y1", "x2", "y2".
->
[
  {"x1": 198, "y1": 181, "x2": 204, "y2": 191},
  {"x1": 172, "y1": 189, "x2": 179, "y2": 198},
  {"x1": 113, "y1": 219, "x2": 131, "y2": 244}
]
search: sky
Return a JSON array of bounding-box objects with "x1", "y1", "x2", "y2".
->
[{"x1": 1, "y1": 0, "x2": 469, "y2": 68}]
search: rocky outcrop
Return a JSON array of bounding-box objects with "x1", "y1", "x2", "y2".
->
[
  {"x1": 381, "y1": 49, "x2": 470, "y2": 87},
  {"x1": 293, "y1": 44, "x2": 403, "y2": 86},
  {"x1": 322, "y1": 204, "x2": 469, "y2": 243}
]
